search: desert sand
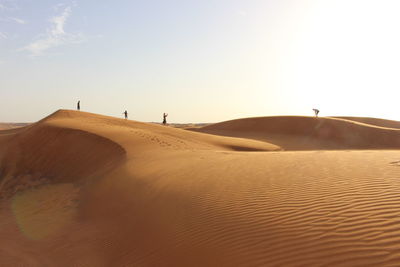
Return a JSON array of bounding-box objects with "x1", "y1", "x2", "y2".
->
[
  {"x1": 0, "y1": 123, "x2": 29, "y2": 130},
  {"x1": 333, "y1": 117, "x2": 400, "y2": 130},
  {"x1": 1, "y1": 110, "x2": 400, "y2": 266}
]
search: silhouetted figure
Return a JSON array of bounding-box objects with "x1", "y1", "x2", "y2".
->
[
  {"x1": 123, "y1": 110, "x2": 128, "y2": 119},
  {"x1": 313, "y1": 108, "x2": 319, "y2": 117},
  {"x1": 163, "y1": 113, "x2": 168, "y2": 125},
  {"x1": 77, "y1": 100, "x2": 80, "y2": 111}
]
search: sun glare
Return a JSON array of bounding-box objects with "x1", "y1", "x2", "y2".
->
[{"x1": 273, "y1": 0, "x2": 400, "y2": 119}]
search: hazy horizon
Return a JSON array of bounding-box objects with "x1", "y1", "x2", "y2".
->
[{"x1": 2, "y1": 0, "x2": 400, "y2": 123}]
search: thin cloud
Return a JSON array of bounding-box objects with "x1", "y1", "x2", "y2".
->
[
  {"x1": 0, "y1": 2, "x2": 25, "y2": 39},
  {"x1": 21, "y1": 5, "x2": 84, "y2": 56},
  {"x1": 50, "y1": 6, "x2": 70, "y2": 35},
  {"x1": 9, "y1": 17, "x2": 26, "y2": 24},
  {"x1": 0, "y1": 0, "x2": 18, "y2": 11}
]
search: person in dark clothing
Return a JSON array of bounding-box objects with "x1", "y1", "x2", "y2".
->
[
  {"x1": 313, "y1": 108, "x2": 319, "y2": 117},
  {"x1": 163, "y1": 113, "x2": 168, "y2": 125},
  {"x1": 77, "y1": 100, "x2": 80, "y2": 111},
  {"x1": 123, "y1": 110, "x2": 128, "y2": 119}
]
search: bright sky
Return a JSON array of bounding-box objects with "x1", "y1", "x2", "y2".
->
[{"x1": 1, "y1": 0, "x2": 400, "y2": 123}]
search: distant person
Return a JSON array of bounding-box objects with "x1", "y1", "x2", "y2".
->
[
  {"x1": 163, "y1": 113, "x2": 168, "y2": 125},
  {"x1": 123, "y1": 110, "x2": 128, "y2": 119},
  {"x1": 313, "y1": 108, "x2": 320, "y2": 117},
  {"x1": 77, "y1": 100, "x2": 80, "y2": 111}
]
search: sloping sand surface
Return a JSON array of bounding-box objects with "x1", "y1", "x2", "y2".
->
[
  {"x1": 0, "y1": 123, "x2": 29, "y2": 130},
  {"x1": 333, "y1": 116, "x2": 400, "y2": 130},
  {"x1": 194, "y1": 116, "x2": 400, "y2": 150},
  {"x1": 1, "y1": 110, "x2": 400, "y2": 266}
]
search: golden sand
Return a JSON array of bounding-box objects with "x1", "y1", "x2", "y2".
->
[{"x1": 1, "y1": 110, "x2": 400, "y2": 266}]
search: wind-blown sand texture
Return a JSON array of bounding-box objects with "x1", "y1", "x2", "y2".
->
[{"x1": 1, "y1": 110, "x2": 400, "y2": 266}]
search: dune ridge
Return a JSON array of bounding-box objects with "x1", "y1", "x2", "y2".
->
[
  {"x1": 0, "y1": 123, "x2": 29, "y2": 130},
  {"x1": 1, "y1": 110, "x2": 400, "y2": 266},
  {"x1": 194, "y1": 116, "x2": 400, "y2": 150},
  {"x1": 332, "y1": 116, "x2": 400, "y2": 129},
  {"x1": 0, "y1": 110, "x2": 279, "y2": 197}
]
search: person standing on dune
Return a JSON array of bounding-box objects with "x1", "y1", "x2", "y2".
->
[
  {"x1": 123, "y1": 110, "x2": 128, "y2": 120},
  {"x1": 77, "y1": 100, "x2": 80, "y2": 111},
  {"x1": 313, "y1": 108, "x2": 319, "y2": 117},
  {"x1": 163, "y1": 113, "x2": 168, "y2": 125}
]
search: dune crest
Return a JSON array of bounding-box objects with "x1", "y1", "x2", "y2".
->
[
  {"x1": 333, "y1": 116, "x2": 400, "y2": 129},
  {"x1": 0, "y1": 123, "x2": 29, "y2": 130}
]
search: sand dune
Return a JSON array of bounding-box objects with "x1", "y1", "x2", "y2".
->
[
  {"x1": 193, "y1": 116, "x2": 400, "y2": 150},
  {"x1": 2, "y1": 110, "x2": 400, "y2": 266},
  {"x1": 332, "y1": 116, "x2": 400, "y2": 129},
  {"x1": 0, "y1": 123, "x2": 29, "y2": 130}
]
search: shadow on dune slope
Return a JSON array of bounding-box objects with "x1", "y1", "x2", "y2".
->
[{"x1": 0, "y1": 119, "x2": 126, "y2": 198}]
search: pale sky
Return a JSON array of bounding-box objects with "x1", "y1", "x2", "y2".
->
[{"x1": 1, "y1": 0, "x2": 400, "y2": 123}]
